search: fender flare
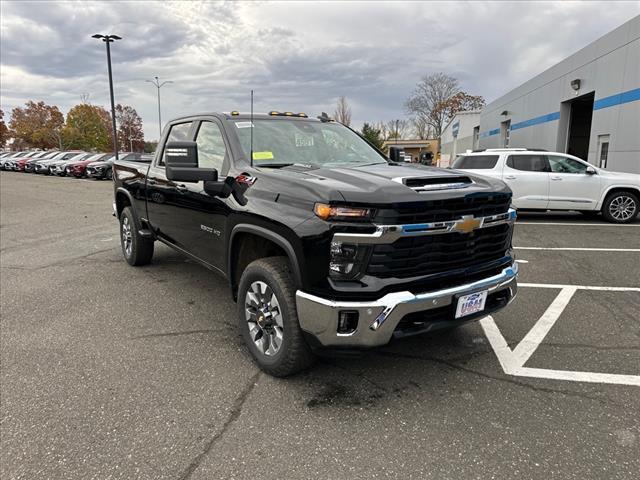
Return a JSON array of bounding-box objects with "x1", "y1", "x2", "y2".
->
[
  {"x1": 115, "y1": 188, "x2": 144, "y2": 229},
  {"x1": 597, "y1": 185, "x2": 640, "y2": 210},
  {"x1": 228, "y1": 223, "x2": 302, "y2": 288}
]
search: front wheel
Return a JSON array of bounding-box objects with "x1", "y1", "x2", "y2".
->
[
  {"x1": 602, "y1": 191, "x2": 639, "y2": 223},
  {"x1": 237, "y1": 257, "x2": 315, "y2": 377},
  {"x1": 119, "y1": 207, "x2": 154, "y2": 266}
]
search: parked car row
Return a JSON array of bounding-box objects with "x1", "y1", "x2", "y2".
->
[{"x1": 0, "y1": 150, "x2": 151, "y2": 179}]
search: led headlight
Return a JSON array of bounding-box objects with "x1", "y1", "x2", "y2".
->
[
  {"x1": 329, "y1": 240, "x2": 369, "y2": 280},
  {"x1": 314, "y1": 203, "x2": 371, "y2": 221}
]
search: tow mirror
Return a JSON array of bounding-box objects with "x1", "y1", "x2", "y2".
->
[
  {"x1": 586, "y1": 166, "x2": 597, "y2": 175},
  {"x1": 389, "y1": 146, "x2": 404, "y2": 163},
  {"x1": 165, "y1": 141, "x2": 218, "y2": 182}
]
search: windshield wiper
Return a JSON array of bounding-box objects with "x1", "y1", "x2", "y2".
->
[{"x1": 258, "y1": 163, "x2": 313, "y2": 169}]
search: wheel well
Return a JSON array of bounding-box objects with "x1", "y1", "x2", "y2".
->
[
  {"x1": 230, "y1": 233, "x2": 288, "y2": 299},
  {"x1": 115, "y1": 191, "x2": 131, "y2": 218},
  {"x1": 603, "y1": 187, "x2": 640, "y2": 203}
]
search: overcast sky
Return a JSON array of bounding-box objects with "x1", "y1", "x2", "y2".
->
[{"x1": 1, "y1": 1, "x2": 638, "y2": 140}]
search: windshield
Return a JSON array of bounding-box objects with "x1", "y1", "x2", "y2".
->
[{"x1": 234, "y1": 119, "x2": 387, "y2": 168}]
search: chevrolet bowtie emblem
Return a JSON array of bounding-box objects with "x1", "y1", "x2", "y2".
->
[{"x1": 452, "y1": 216, "x2": 482, "y2": 234}]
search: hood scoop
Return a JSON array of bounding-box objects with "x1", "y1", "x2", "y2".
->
[{"x1": 394, "y1": 175, "x2": 473, "y2": 192}]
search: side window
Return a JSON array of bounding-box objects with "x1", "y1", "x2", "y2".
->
[
  {"x1": 451, "y1": 155, "x2": 499, "y2": 169},
  {"x1": 548, "y1": 155, "x2": 587, "y2": 174},
  {"x1": 506, "y1": 154, "x2": 548, "y2": 172},
  {"x1": 195, "y1": 121, "x2": 227, "y2": 171},
  {"x1": 158, "y1": 122, "x2": 193, "y2": 166}
]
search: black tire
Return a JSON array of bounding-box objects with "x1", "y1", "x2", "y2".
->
[
  {"x1": 119, "y1": 207, "x2": 154, "y2": 266},
  {"x1": 237, "y1": 257, "x2": 315, "y2": 377},
  {"x1": 601, "y1": 191, "x2": 639, "y2": 224},
  {"x1": 106, "y1": 168, "x2": 113, "y2": 180}
]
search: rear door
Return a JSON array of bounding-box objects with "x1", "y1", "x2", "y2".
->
[
  {"x1": 503, "y1": 154, "x2": 550, "y2": 209},
  {"x1": 547, "y1": 155, "x2": 601, "y2": 210}
]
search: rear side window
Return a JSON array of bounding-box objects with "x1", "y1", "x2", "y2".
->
[
  {"x1": 158, "y1": 122, "x2": 193, "y2": 166},
  {"x1": 452, "y1": 155, "x2": 499, "y2": 169},
  {"x1": 506, "y1": 154, "x2": 548, "y2": 172}
]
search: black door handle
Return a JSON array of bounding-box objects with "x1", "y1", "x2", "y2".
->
[
  {"x1": 147, "y1": 179, "x2": 157, "y2": 185},
  {"x1": 176, "y1": 184, "x2": 188, "y2": 193}
]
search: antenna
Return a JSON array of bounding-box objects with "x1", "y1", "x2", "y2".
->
[{"x1": 250, "y1": 89, "x2": 254, "y2": 167}]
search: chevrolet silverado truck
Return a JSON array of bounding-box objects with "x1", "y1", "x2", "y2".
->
[{"x1": 113, "y1": 111, "x2": 518, "y2": 376}]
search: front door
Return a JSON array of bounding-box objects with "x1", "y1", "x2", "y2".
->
[
  {"x1": 547, "y1": 155, "x2": 601, "y2": 210},
  {"x1": 502, "y1": 154, "x2": 550, "y2": 209}
]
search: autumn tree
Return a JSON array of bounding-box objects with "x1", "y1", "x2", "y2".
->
[
  {"x1": 0, "y1": 109, "x2": 10, "y2": 148},
  {"x1": 115, "y1": 104, "x2": 145, "y2": 152},
  {"x1": 9, "y1": 101, "x2": 65, "y2": 149},
  {"x1": 405, "y1": 72, "x2": 484, "y2": 139},
  {"x1": 333, "y1": 96, "x2": 352, "y2": 126},
  {"x1": 361, "y1": 123, "x2": 385, "y2": 151},
  {"x1": 62, "y1": 104, "x2": 112, "y2": 151}
]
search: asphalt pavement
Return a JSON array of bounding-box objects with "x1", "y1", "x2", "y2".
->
[{"x1": 1, "y1": 171, "x2": 639, "y2": 479}]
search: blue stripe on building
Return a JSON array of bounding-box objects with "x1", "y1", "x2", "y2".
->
[
  {"x1": 479, "y1": 87, "x2": 640, "y2": 137},
  {"x1": 593, "y1": 87, "x2": 640, "y2": 110}
]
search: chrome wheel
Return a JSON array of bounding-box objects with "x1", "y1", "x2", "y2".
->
[
  {"x1": 609, "y1": 195, "x2": 636, "y2": 221},
  {"x1": 121, "y1": 216, "x2": 133, "y2": 257},
  {"x1": 244, "y1": 281, "x2": 284, "y2": 356}
]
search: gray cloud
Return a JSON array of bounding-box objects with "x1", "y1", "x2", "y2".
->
[{"x1": 1, "y1": 1, "x2": 638, "y2": 140}]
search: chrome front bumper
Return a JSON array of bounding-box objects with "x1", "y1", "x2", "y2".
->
[{"x1": 296, "y1": 263, "x2": 518, "y2": 348}]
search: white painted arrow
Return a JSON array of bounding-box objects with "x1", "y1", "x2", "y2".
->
[{"x1": 480, "y1": 284, "x2": 640, "y2": 387}]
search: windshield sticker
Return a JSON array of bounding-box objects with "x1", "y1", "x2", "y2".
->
[
  {"x1": 252, "y1": 151, "x2": 274, "y2": 161},
  {"x1": 295, "y1": 133, "x2": 314, "y2": 147},
  {"x1": 235, "y1": 122, "x2": 254, "y2": 128}
]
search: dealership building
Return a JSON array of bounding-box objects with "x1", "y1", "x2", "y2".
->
[{"x1": 478, "y1": 15, "x2": 640, "y2": 173}]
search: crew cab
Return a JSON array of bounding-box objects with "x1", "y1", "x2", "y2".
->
[
  {"x1": 113, "y1": 112, "x2": 518, "y2": 376},
  {"x1": 452, "y1": 148, "x2": 640, "y2": 223}
]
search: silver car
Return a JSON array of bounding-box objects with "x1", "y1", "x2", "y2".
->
[{"x1": 34, "y1": 152, "x2": 86, "y2": 174}]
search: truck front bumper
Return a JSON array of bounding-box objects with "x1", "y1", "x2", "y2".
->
[{"x1": 296, "y1": 263, "x2": 518, "y2": 348}]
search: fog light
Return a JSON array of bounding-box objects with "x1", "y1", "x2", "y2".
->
[{"x1": 337, "y1": 310, "x2": 359, "y2": 334}]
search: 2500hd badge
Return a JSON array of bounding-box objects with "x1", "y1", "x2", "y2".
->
[{"x1": 113, "y1": 111, "x2": 518, "y2": 377}]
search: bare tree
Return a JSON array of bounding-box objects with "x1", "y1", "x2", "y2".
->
[
  {"x1": 411, "y1": 117, "x2": 431, "y2": 139},
  {"x1": 333, "y1": 96, "x2": 352, "y2": 126},
  {"x1": 385, "y1": 119, "x2": 409, "y2": 140},
  {"x1": 405, "y1": 72, "x2": 460, "y2": 139}
]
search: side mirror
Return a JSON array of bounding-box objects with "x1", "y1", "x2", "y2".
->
[
  {"x1": 165, "y1": 141, "x2": 218, "y2": 182},
  {"x1": 586, "y1": 166, "x2": 597, "y2": 175},
  {"x1": 389, "y1": 146, "x2": 404, "y2": 163}
]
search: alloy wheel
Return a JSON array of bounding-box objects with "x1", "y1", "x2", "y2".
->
[
  {"x1": 244, "y1": 281, "x2": 284, "y2": 356},
  {"x1": 121, "y1": 216, "x2": 133, "y2": 257},
  {"x1": 609, "y1": 195, "x2": 636, "y2": 221}
]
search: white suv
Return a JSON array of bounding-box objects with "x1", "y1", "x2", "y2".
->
[{"x1": 452, "y1": 148, "x2": 640, "y2": 223}]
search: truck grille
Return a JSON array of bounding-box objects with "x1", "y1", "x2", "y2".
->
[
  {"x1": 366, "y1": 223, "x2": 512, "y2": 279},
  {"x1": 375, "y1": 193, "x2": 511, "y2": 224}
]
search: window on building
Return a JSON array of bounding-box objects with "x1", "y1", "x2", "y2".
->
[
  {"x1": 472, "y1": 126, "x2": 480, "y2": 150},
  {"x1": 597, "y1": 134, "x2": 610, "y2": 169},
  {"x1": 452, "y1": 155, "x2": 499, "y2": 169},
  {"x1": 500, "y1": 120, "x2": 511, "y2": 148},
  {"x1": 506, "y1": 154, "x2": 548, "y2": 172}
]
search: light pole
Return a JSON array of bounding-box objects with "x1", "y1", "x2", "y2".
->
[
  {"x1": 92, "y1": 33, "x2": 121, "y2": 160},
  {"x1": 146, "y1": 76, "x2": 173, "y2": 139}
]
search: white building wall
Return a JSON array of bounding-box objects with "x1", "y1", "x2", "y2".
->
[
  {"x1": 441, "y1": 112, "x2": 481, "y2": 166},
  {"x1": 479, "y1": 16, "x2": 640, "y2": 173}
]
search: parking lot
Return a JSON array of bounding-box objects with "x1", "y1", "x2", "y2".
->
[{"x1": 1, "y1": 172, "x2": 639, "y2": 479}]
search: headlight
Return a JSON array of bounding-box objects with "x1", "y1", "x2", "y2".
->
[
  {"x1": 314, "y1": 203, "x2": 372, "y2": 221},
  {"x1": 329, "y1": 240, "x2": 369, "y2": 280}
]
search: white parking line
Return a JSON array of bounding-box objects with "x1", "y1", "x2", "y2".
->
[
  {"x1": 516, "y1": 222, "x2": 640, "y2": 227},
  {"x1": 480, "y1": 283, "x2": 640, "y2": 386},
  {"x1": 514, "y1": 247, "x2": 640, "y2": 252}
]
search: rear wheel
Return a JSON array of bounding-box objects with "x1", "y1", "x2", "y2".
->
[
  {"x1": 237, "y1": 257, "x2": 315, "y2": 377},
  {"x1": 119, "y1": 207, "x2": 154, "y2": 266},
  {"x1": 602, "y1": 191, "x2": 639, "y2": 223}
]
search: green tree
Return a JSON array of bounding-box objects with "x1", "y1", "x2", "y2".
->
[
  {"x1": 361, "y1": 122, "x2": 385, "y2": 151},
  {"x1": 9, "y1": 101, "x2": 64, "y2": 149},
  {"x1": 143, "y1": 141, "x2": 158, "y2": 153},
  {"x1": 115, "y1": 104, "x2": 145, "y2": 152},
  {"x1": 62, "y1": 104, "x2": 112, "y2": 151},
  {"x1": 0, "y1": 109, "x2": 10, "y2": 148}
]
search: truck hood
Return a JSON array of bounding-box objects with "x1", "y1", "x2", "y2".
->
[{"x1": 265, "y1": 163, "x2": 510, "y2": 205}]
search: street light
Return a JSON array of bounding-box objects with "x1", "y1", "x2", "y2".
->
[
  {"x1": 145, "y1": 76, "x2": 173, "y2": 139},
  {"x1": 92, "y1": 33, "x2": 121, "y2": 160}
]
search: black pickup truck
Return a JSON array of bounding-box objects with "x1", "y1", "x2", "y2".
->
[{"x1": 113, "y1": 111, "x2": 518, "y2": 376}]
